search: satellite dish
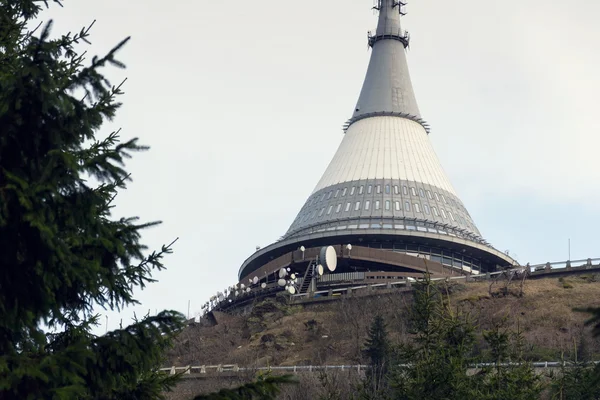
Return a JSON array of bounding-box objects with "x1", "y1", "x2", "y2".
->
[
  {"x1": 317, "y1": 264, "x2": 324, "y2": 276},
  {"x1": 290, "y1": 273, "x2": 296, "y2": 280},
  {"x1": 235, "y1": 291, "x2": 239, "y2": 296},
  {"x1": 240, "y1": 283, "x2": 246, "y2": 289},
  {"x1": 287, "y1": 268, "x2": 291, "y2": 272},
  {"x1": 320, "y1": 246, "x2": 338, "y2": 272},
  {"x1": 278, "y1": 279, "x2": 286, "y2": 287},
  {"x1": 249, "y1": 278, "x2": 252, "y2": 283},
  {"x1": 346, "y1": 244, "x2": 352, "y2": 250},
  {"x1": 300, "y1": 246, "x2": 305, "y2": 252},
  {"x1": 261, "y1": 282, "x2": 267, "y2": 289},
  {"x1": 252, "y1": 276, "x2": 259, "y2": 285},
  {"x1": 246, "y1": 287, "x2": 251, "y2": 293},
  {"x1": 279, "y1": 268, "x2": 287, "y2": 278},
  {"x1": 288, "y1": 286, "x2": 296, "y2": 294}
]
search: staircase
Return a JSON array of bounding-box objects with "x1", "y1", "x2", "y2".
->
[{"x1": 299, "y1": 261, "x2": 316, "y2": 294}]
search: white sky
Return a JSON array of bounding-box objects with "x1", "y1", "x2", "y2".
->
[{"x1": 42, "y1": 0, "x2": 600, "y2": 333}]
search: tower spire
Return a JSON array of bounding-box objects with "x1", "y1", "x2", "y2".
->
[{"x1": 346, "y1": 0, "x2": 425, "y2": 132}]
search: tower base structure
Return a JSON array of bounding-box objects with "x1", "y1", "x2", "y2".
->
[{"x1": 239, "y1": 228, "x2": 515, "y2": 286}]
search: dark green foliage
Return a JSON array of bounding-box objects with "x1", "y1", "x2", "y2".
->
[
  {"x1": 390, "y1": 275, "x2": 477, "y2": 400},
  {"x1": 0, "y1": 1, "x2": 187, "y2": 398},
  {"x1": 477, "y1": 323, "x2": 543, "y2": 400},
  {"x1": 364, "y1": 316, "x2": 390, "y2": 379},
  {"x1": 378, "y1": 274, "x2": 544, "y2": 400},
  {"x1": 192, "y1": 373, "x2": 296, "y2": 400},
  {"x1": 550, "y1": 360, "x2": 600, "y2": 400},
  {"x1": 578, "y1": 307, "x2": 600, "y2": 338},
  {"x1": 360, "y1": 315, "x2": 391, "y2": 399}
]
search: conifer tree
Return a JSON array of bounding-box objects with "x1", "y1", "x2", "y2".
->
[
  {"x1": 0, "y1": 1, "x2": 182, "y2": 398},
  {"x1": 0, "y1": 3, "x2": 294, "y2": 398},
  {"x1": 477, "y1": 322, "x2": 543, "y2": 400},
  {"x1": 362, "y1": 315, "x2": 391, "y2": 398},
  {"x1": 390, "y1": 275, "x2": 477, "y2": 400}
]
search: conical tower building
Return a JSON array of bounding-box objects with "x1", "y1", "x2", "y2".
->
[{"x1": 239, "y1": 1, "x2": 515, "y2": 284}]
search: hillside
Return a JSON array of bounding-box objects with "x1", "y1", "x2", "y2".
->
[{"x1": 167, "y1": 274, "x2": 600, "y2": 369}]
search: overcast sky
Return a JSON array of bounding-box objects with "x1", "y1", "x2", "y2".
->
[{"x1": 42, "y1": 0, "x2": 600, "y2": 332}]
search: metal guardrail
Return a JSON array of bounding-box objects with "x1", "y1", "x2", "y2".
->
[
  {"x1": 160, "y1": 361, "x2": 600, "y2": 375},
  {"x1": 289, "y1": 258, "x2": 600, "y2": 299},
  {"x1": 209, "y1": 257, "x2": 600, "y2": 313}
]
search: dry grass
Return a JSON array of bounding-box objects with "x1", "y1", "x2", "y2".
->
[{"x1": 167, "y1": 276, "x2": 600, "y2": 369}]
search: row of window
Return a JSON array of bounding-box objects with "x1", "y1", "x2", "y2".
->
[
  {"x1": 312, "y1": 184, "x2": 455, "y2": 208},
  {"x1": 299, "y1": 222, "x2": 481, "y2": 243},
  {"x1": 307, "y1": 200, "x2": 463, "y2": 224}
]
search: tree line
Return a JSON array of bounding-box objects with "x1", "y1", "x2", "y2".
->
[{"x1": 358, "y1": 275, "x2": 600, "y2": 400}]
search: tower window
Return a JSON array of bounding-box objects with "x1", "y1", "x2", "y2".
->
[
  {"x1": 405, "y1": 201, "x2": 411, "y2": 212},
  {"x1": 359, "y1": 186, "x2": 364, "y2": 195},
  {"x1": 419, "y1": 188, "x2": 425, "y2": 197},
  {"x1": 385, "y1": 200, "x2": 391, "y2": 210},
  {"x1": 411, "y1": 187, "x2": 417, "y2": 196},
  {"x1": 427, "y1": 190, "x2": 433, "y2": 199},
  {"x1": 350, "y1": 186, "x2": 356, "y2": 195},
  {"x1": 385, "y1": 185, "x2": 391, "y2": 194},
  {"x1": 367, "y1": 185, "x2": 373, "y2": 194},
  {"x1": 342, "y1": 188, "x2": 347, "y2": 196},
  {"x1": 336, "y1": 203, "x2": 342, "y2": 213},
  {"x1": 395, "y1": 201, "x2": 401, "y2": 211},
  {"x1": 345, "y1": 202, "x2": 351, "y2": 212},
  {"x1": 414, "y1": 203, "x2": 421, "y2": 213},
  {"x1": 355, "y1": 201, "x2": 361, "y2": 211},
  {"x1": 327, "y1": 205, "x2": 333, "y2": 215},
  {"x1": 319, "y1": 207, "x2": 325, "y2": 217},
  {"x1": 434, "y1": 192, "x2": 440, "y2": 201},
  {"x1": 365, "y1": 200, "x2": 370, "y2": 210},
  {"x1": 403, "y1": 186, "x2": 408, "y2": 195},
  {"x1": 375, "y1": 200, "x2": 380, "y2": 210},
  {"x1": 440, "y1": 209, "x2": 447, "y2": 219},
  {"x1": 424, "y1": 204, "x2": 431, "y2": 215},
  {"x1": 334, "y1": 189, "x2": 340, "y2": 198},
  {"x1": 394, "y1": 185, "x2": 399, "y2": 195},
  {"x1": 432, "y1": 206, "x2": 439, "y2": 217},
  {"x1": 327, "y1": 191, "x2": 332, "y2": 200},
  {"x1": 448, "y1": 210, "x2": 455, "y2": 221},
  {"x1": 441, "y1": 194, "x2": 447, "y2": 204},
  {"x1": 376, "y1": 185, "x2": 381, "y2": 194}
]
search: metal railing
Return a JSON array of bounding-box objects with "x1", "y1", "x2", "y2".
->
[
  {"x1": 160, "y1": 361, "x2": 600, "y2": 375},
  {"x1": 288, "y1": 258, "x2": 600, "y2": 299},
  {"x1": 208, "y1": 257, "x2": 600, "y2": 313}
]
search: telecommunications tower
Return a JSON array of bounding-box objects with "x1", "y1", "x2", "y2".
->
[{"x1": 238, "y1": 0, "x2": 515, "y2": 285}]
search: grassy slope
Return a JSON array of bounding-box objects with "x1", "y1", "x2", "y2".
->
[{"x1": 167, "y1": 275, "x2": 600, "y2": 368}]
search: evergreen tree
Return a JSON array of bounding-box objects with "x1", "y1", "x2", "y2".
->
[
  {"x1": 0, "y1": 2, "x2": 294, "y2": 399},
  {"x1": 390, "y1": 275, "x2": 478, "y2": 400},
  {"x1": 477, "y1": 322, "x2": 543, "y2": 400},
  {"x1": 550, "y1": 358, "x2": 600, "y2": 400},
  {"x1": 362, "y1": 315, "x2": 391, "y2": 398},
  {"x1": 193, "y1": 372, "x2": 296, "y2": 400},
  {"x1": 0, "y1": 1, "x2": 187, "y2": 398}
]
